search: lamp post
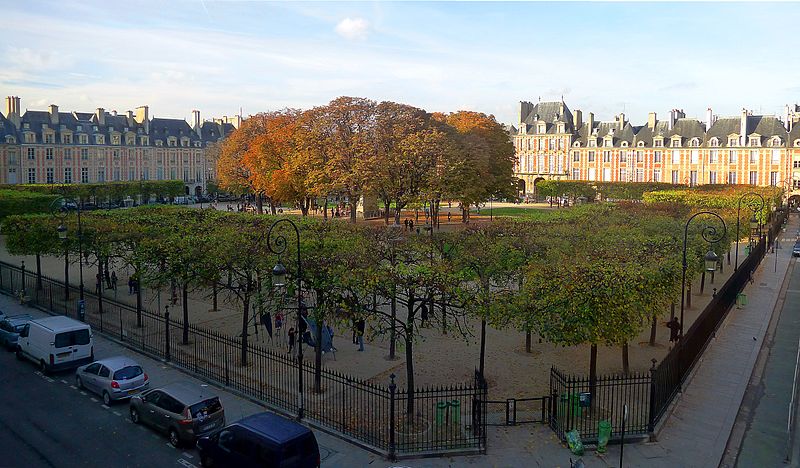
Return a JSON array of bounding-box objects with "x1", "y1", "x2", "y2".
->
[
  {"x1": 267, "y1": 218, "x2": 304, "y2": 420},
  {"x1": 680, "y1": 211, "x2": 727, "y2": 338},
  {"x1": 734, "y1": 192, "x2": 765, "y2": 271}
]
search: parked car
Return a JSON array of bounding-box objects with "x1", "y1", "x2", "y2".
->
[
  {"x1": 197, "y1": 412, "x2": 320, "y2": 468},
  {"x1": 130, "y1": 382, "x2": 225, "y2": 447},
  {"x1": 16, "y1": 316, "x2": 94, "y2": 374},
  {"x1": 75, "y1": 356, "x2": 150, "y2": 405},
  {"x1": 793, "y1": 240, "x2": 800, "y2": 258},
  {"x1": 0, "y1": 314, "x2": 33, "y2": 350}
]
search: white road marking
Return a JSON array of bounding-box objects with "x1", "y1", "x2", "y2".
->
[
  {"x1": 90, "y1": 397, "x2": 97, "y2": 402},
  {"x1": 101, "y1": 404, "x2": 110, "y2": 410},
  {"x1": 181, "y1": 452, "x2": 193, "y2": 459},
  {"x1": 80, "y1": 391, "x2": 87, "y2": 396},
  {"x1": 60, "y1": 379, "x2": 68, "y2": 384},
  {"x1": 177, "y1": 459, "x2": 197, "y2": 468},
  {"x1": 113, "y1": 411, "x2": 122, "y2": 417},
  {"x1": 70, "y1": 385, "x2": 77, "y2": 390}
]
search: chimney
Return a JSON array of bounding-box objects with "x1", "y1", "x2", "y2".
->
[
  {"x1": 705, "y1": 108, "x2": 713, "y2": 130},
  {"x1": 519, "y1": 101, "x2": 533, "y2": 126},
  {"x1": 573, "y1": 110, "x2": 582, "y2": 129},
  {"x1": 587, "y1": 112, "x2": 594, "y2": 134},
  {"x1": 668, "y1": 109, "x2": 676, "y2": 131},
  {"x1": 785, "y1": 105, "x2": 791, "y2": 131},
  {"x1": 647, "y1": 112, "x2": 657, "y2": 130},
  {"x1": 47, "y1": 104, "x2": 59, "y2": 125},
  {"x1": 126, "y1": 110, "x2": 134, "y2": 127},
  {"x1": 617, "y1": 113, "x2": 625, "y2": 129},
  {"x1": 5, "y1": 96, "x2": 13, "y2": 118},
  {"x1": 135, "y1": 106, "x2": 149, "y2": 134},
  {"x1": 740, "y1": 108, "x2": 748, "y2": 145},
  {"x1": 111, "y1": 110, "x2": 117, "y2": 116},
  {"x1": 234, "y1": 114, "x2": 242, "y2": 129},
  {"x1": 96, "y1": 108, "x2": 105, "y2": 126},
  {"x1": 192, "y1": 110, "x2": 201, "y2": 138}
]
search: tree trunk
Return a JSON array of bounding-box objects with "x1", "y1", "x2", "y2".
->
[
  {"x1": 479, "y1": 318, "x2": 487, "y2": 378},
  {"x1": 97, "y1": 259, "x2": 104, "y2": 315},
  {"x1": 136, "y1": 277, "x2": 143, "y2": 327},
  {"x1": 389, "y1": 288, "x2": 397, "y2": 360},
  {"x1": 700, "y1": 271, "x2": 706, "y2": 294},
  {"x1": 440, "y1": 294, "x2": 447, "y2": 335},
  {"x1": 461, "y1": 205, "x2": 468, "y2": 223},
  {"x1": 405, "y1": 333, "x2": 415, "y2": 416},
  {"x1": 649, "y1": 316, "x2": 657, "y2": 346},
  {"x1": 323, "y1": 199, "x2": 328, "y2": 221},
  {"x1": 300, "y1": 197, "x2": 310, "y2": 216},
  {"x1": 36, "y1": 253, "x2": 42, "y2": 290},
  {"x1": 622, "y1": 342, "x2": 630, "y2": 374},
  {"x1": 589, "y1": 344, "x2": 598, "y2": 402},
  {"x1": 727, "y1": 249, "x2": 731, "y2": 265},
  {"x1": 349, "y1": 199, "x2": 358, "y2": 224},
  {"x1": 670, "y1": 301, "x2": 676, "y2": 320},
  {"x1": 315, "y1": 316, "x2": 323, "y2": 393},
  {"x1": 241, "y1": 292, "x2": 250, "y2": 366},
  {"x1": 383, "y1": 199, "x2": 391, "y2": 225},
  {"x1": 687, "y1": 283, "x2": 692, "y2": 309},
  {"x1": 104, "y1": 258, "x2": 111, "y2": 289},
  {"x1": 525, "y1": 330, "x2": 532, "y2": 353},
  {"x1": 182, "y1": 282, "x2": 189, "y2": 345},
  {"x1": 64, "y1": 248, "x2": 70, "y2": 300},
  {"x1": 256, "y1": 194, "x2": 263, "y2": 214},
  {"x1": 212, "y1": 281, "x2": 218, "y2": 311}
]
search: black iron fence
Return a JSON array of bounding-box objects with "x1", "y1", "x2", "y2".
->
[
  {"x1": 0, "y1": 260, "x2": 485, "y2": 459},
  {"x1": 485, "y1": 396, "x2": 550, "y2": 426}
]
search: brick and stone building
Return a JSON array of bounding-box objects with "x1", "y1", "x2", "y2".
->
[
  {"x1": 0, "y1": 96, "x2": 238, "y2": 197},
  {"x1": 513, "y1": 100, "x2": 800, "y2": 205}
]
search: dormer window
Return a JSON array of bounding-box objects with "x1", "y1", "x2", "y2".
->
[
  {"x1": 137, "y1": 128, "x2": 143, "y2": 134},
  {"x1": 156, "y1": 140, "x2": 163, "y2": 147},
  {"x1": 5, "y1": 136, "x2": 15, "y2": 144},
  {"x1": 79, "y1": 134, "x2": 88, "y2": 144},
  {"x1": 23, "y1": 123, "x2": 30, "y2": 129},
  {"x1": 637, "y1": 141, "x2": 645, "y2": 147},
  {"x1": 709, "y1": 137, "x2": 719, "y2": 147},
  {"x1": 77, "y1": 125, "x2": 82, "y2": 131},
  {"x1": 588, "y1": 140, "x2": 597, "y2": 148},
  {"x1": 794, "y1": 139, "x2": 800, "y2": 147},
  {"x1": 557, "y1": 123, "x2": 565, "y2": 133},
  {"x1": 573, "y1": 141, "x2": 581, "y2": 147},
  {"x1": 93, "y1": 126, "x2": 98, "y2": 132},
  {"x1": 689, "y1": 138, "x2": 700, "y2": 147},
  {"x1": 654, "y1": 138, "x2": 664, "y2": 148},
  {"x1": 126, "y1": 137, "x2": 135, "y2": 146},
  {"x1": 95, "y1": 135, "x2": 105, "y2": 144},
  {"x1": 770, "y1": 137, "x2": 782, "y2": 147},
  {"x1": 194, "y1": 141, "x2": 202, "y2": 148},
  {"x1": 749, "y1": 137, "x2": 760, "y2": 147},
  {"x1": 537, "y1": 124, "x2": 545, "y2": 133},
  {"x1": 112, "y1": 135, "x2": 120, "y2": 145},
  {"x1": 728, "y1": 136, "x2": 738, "y2": 146},
  {"x1": 621, "y1": 141, "x2": 628, "y2": 148},
  {"x1": 671, "y1": 136, "x2": 682, "y2": 147},
  {"x1": 140, "y1": 136, "x2": 149, "y2": 146}
]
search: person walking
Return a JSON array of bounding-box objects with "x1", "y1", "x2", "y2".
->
[
  {"x1": 110, "y1": 271, "x2": 117, "y2": 291},
  {"x1": 288, "y1": 327, "x2": 296, "y2": 356},
  {"x1": 356, "y1": 318, "x2": 366, "y2": 352},
  {"x1": 95, "y1": 273, "x2": 102, "y2": 295},
  {"x1": 128, "y1": 277, "x2": 134, "y2": 295},
  {"x1": 666, "y1": 317, "x2": 681, "y2": 343}
]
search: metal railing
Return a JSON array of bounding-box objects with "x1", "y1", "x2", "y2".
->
[{"x1": 0, "y1": 261, "x2": 485, "y2": 459}]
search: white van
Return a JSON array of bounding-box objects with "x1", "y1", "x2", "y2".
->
[{"x1": 16, "y1": 316, "x2": 94, "y2": 374}]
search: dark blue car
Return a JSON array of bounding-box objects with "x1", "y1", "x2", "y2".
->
[
  {"x1": 197, "y1": 412, "x2": 320, "y2": 468},
  {"x1": 0, "y1": 314, "x2": 33, "y2": 351}
]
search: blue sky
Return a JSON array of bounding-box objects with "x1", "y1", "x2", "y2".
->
[{"x1": 1, "y1": 1, "x2": 797, "y2": 126}]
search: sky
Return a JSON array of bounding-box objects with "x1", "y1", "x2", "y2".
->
[{"x1": 1, "y1": 1, "x2": 798, "y2": 127}]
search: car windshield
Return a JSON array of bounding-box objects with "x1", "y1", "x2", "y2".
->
[
  {"x1": 113, "y1": 365, "x2": 143, "y2": 380},
  {"x1": 189, "y1": 397, "x2": 222, "y2": 417}
]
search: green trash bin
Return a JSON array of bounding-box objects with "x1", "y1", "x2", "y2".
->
[
  {"x1": 450, "y1": 399, "x2": 461, "y2": 425},
  {"x1": 559, "y1": 393, "x2": 582, "y2": 419},
  {"x1": 737, "y1": 293, "x2": 748, "y2": 308},
  {"x1": 744, "y1": 245, "x2": 751, "y2": 255},
  {"x1": 436, "y1": 401, "x2": 449, "y2": 425},
  {"x1": 597, "y1": 419, "x2": 612, "y2": 454}
]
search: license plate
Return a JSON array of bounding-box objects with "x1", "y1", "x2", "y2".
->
[
  {"x1": 128, "y1": 389, "x2": 140, "y2": 395},
  {"x1": 56, "y1": 352, "x2": 71, "y2": 358}
]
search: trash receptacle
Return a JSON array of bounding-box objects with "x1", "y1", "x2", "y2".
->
[
  {"x1": 450, "y1": 399, "x2": 461, "y2": 425},
  {"x1": 597, "y1": 420, "x2": 612, "y2": 453},
  {"x1": 436, "y1": 401, "x2": 449, "y2": 425},
  {"x1": 77, "y1": 300, "x2": 86, "y2": 322},
  {"x1": 737, "y1": 293, "x2": 748, "y2": 308},
  {"x1": 560, "y1": 393, "x2": 582, "y2": 417},
  {"x1": 566, "y1": 429, "x2": 584, "y2": 456},
  {"x1": 744, "y1": 245, "x2": 751, "y2": 255}
]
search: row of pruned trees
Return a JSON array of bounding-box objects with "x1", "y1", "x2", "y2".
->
[{"x1": 212, "y1": 96, "x2": 517, "y2": 224}]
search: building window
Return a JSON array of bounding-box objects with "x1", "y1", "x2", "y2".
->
[
  {"x1": 588, "y1": 168, "x2": 596, "y2": 181},
  {"x1": 64, "y1": 167, "x2": 72, "y2": 184},
  {"x1": 749, "y1": 137, "x2": 759, "y2": 147},
  {"x1": 603, "y1": 151, "x2": 612, "y2": 163},
  {"x1": 572, "y1": 151, "x2": 580, "y2": 162},
  {"x1": 709, "y1": 171, "x2": 717, "y2": 184},
  {"x1": 619, "y1": 151, "x2": 627, "y2": 163},
  {"x1": 63, "y1": 134, "x2": 72, "y2": 144},
  {"x1": 653, "y1": 169, "x2": 661, "y2": 182},
  {"x1": 794, "y1": 160, "x2": 800, "y2": 169},
  {"x1": 113, "y1": 168, "x2": 120, "y2": 181},
  {"x1": 690, "y1": 150, "x2": 699, "y2": 164},
  {"x1": 81, "y1": 167, "x2": 89, "y2": 183},
  {"x1": 170, "y1": 168, "x2": 176, "y2": 179},
  {"x1": 588, "y1": 151, "x2": 595, "y2": 163},
  {"x1": 709, "y1": 150, "x2": 718, "y2": 164},
  {"x1": 572, "y1": 168, "x2": 580, "y2": 180},
  {"x1": 771, "y1": 149, "x2": 781, "y2": 164},
  {"x1": 635, "y1": 169, "x2": 644, "y2": 182},
  {"x1": 128, "y1": 168, "x2": 135, "y2": 181},
  {"x1": 97, "y1": 169, "x2": 105, "y2": 182},
  {"x1": 750, "y1": 150, "x2": 758, "y2": 164},
  {"x1": 654, "y1": 139, "x2": 663, "y2": 148},
  {"x1": 81, "y1": 148, "x2": 88, "y2": 160},
  {"x1": 27, "y1": 168, "x2": 36, "y2": 184},
  {"x1": 157, "y1": 167, "x2": 164, "y2": 180},
  {"x1": 619, "y1": 168, "x2": 627, "y2": 181},
  {"x1": 27, "y1": 148, "x2": 35, "y2": 160},
  {"x1": 728, "y1": 172, "x2": 737, "y2": 184},
  {"x1": 671, "y1": 170, "x2": 679, "y2": 184},
  {"x1": 770, "y1": 172, "x2": 779, "y2": 186},
  {"x1": 636, "y1": 151, "x2": 644, "y2": 163},
  {"x1": 64, "y1": 148, "x2": 72, "y2": 160},
  {"x1": 112, "y1": 135, "x2": 120, "y2": 145},
  {"x1": 690, "y1": 171, "x2": 697, "y2": 186},
  {"x1": 46, "y1": 148, "x2": 54, "y2": 160},
  {"x1": 672, "y1": 150, "x2": 680, "y2": 164},
  {"x1": 44, "y1": 133, "x2": 54, "y2": 144},
  {"x1": 728, "y1": 137, "x2": 738, "y2": 146},
  {"x1": 602, "y1": 168, "x2": 611, "y2": 181},
  {"x1": 142, "y1": 168, "x2": 149, "y2": 180},
  {"x1": 709, "y1": 138, "x2": 719, "y2": 147},
  {"x1": 654, "y1": 151, "x2": 662, "y2": 163},
  {"x1": 79, "y1": 134, "x2": 88, "y2": 144},
  {"x1": 46, "y1": 167, "x2": 54, "y2": 184},
  {"x1": 729, "y1": 150, "x2": 738, "y2": 164},
  {"x1": 749, "y1": 171, "x2": 758, "y2": 185}
]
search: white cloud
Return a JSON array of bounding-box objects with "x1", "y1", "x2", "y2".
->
[{"x1": 335, "y1": 17, "x2": 369, "y2": 40}]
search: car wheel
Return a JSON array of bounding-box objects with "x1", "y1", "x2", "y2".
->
[
  {"x1": 39, "y1": 360, "x2": 49, "y2": 375},
  {"x1": 102, "y1": 391, "x2": 111, "y2": 406},
  {"x1": 200, "y1": 455, "x2": 214, "y2": 468},
  {"x1": 15, "y1": 349, "x2": 23, "y2": 361},
  {"x1": 76, "y1": 376, "x2": 84, "y2": 390},
  {"x1": 168, "y1": 428, "x2": 181, "y2": 448},
  {"x1": 129, "y1": 407, "x2": 140, "y2": 424}
]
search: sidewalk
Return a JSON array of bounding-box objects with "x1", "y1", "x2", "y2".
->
[{"x1": 622, "y1": 213, "x2": 799, "y2": 468}]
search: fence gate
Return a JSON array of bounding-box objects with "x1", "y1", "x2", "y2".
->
[{"x1": 485, "y1": 396, "x2": 551, "y2": 426}]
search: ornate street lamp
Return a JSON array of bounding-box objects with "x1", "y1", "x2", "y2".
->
[
  {"x1": 734, "y1": 192, "x2": 765, "y2": 271},
  {"x1": 267, "y1": 219, "x2": 304, "y2": 420},
  {"x1": 680, "y1": 211, "x2": 727, "y2": 338}
]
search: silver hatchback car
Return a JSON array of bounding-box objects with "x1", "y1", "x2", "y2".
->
[
  {"x1": 129, "y1": 382, "x2": 225, "y2": 448},
  {"x1": 75, "y1": 356, "x2": 150, "y2": 405}
]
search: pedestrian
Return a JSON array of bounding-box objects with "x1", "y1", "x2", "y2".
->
[
  {"x1": 110, "y1": 271, "x2": 117, "y2": 290},
  {"x1": 404, "y1": 219, "x2": 409, "y2": 231},
  {"x1": 421, "y1": 301, "x2": 429, "y2": 326},
  {"x1": 356, "y1": 318, "x2": 366, "y2": 352},
  {"x1": 95, "y1": 273, "x2": 102, "y2": 294},
  {"x1": 409, "y1": 219, "x2": 414, "y2": 231},
  {"x1": 447, "y1": 211, "x2": 451, "y2": 222},
  {"x1": 288, "y1": 327, "x2": 296, "y2": 356},
  {"x1": 351, "y1": 317, "x2": 358, "y2": 344},
  {"x1": 666, "y1": 317, "x2": 681, "y2": 342},
  {"x1": 128, "y1": 277, "x2": 134, "y2": 295}
]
